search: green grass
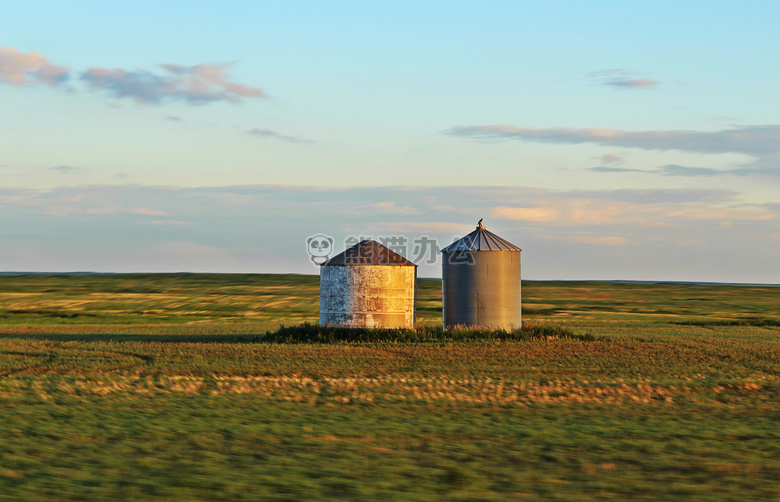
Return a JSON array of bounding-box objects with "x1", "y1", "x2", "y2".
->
[
  {"x1": 1, "y1": 273, "x2": 779, "y2": 500},
  {"x1": 263, "y1": 322, "x2": 597, "y2": 343}
]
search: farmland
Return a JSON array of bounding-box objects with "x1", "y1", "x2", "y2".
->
[{"x1": 1, "y1": 274, "x2": 779, "y2": 500}]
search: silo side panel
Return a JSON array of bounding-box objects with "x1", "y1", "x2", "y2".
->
[
  {"x1": 320, "y1": 266, "x2": 416, "y2": 328},
  {"x1": 442, "y1": 251, "x2": 521, "y2": 330}
]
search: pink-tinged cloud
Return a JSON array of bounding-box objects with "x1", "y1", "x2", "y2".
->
[
  {"x1": 577, "y1": 235, "x2": 631, "y2": 246},
  {"x1": 493, "y1": 207, "x2": 561, "y2": 223},
  {"x1": 538, "y1": 233, "x2": 633, "y2": 246},
  {"x1": 493, "y1": 201, "x2": 637, "y2": 226},
  {"x1": 0, "y1": 47, "x2": 265, "y2": 106},
  {"x1": 493, "y1": 199, "x2": 776, "y2": 227},
  {"x1": 607, "y1": 77, "x2": 658, "y2": 88},
  {"x1": 373, "y1": 201, "x2": 420, "y2": 215},
  {"x1": 81, "y1": 62, "x2": 265, "y2": 105},
  {"x1": 160, "y1": 63, "x2": 265, "y2": 98},
  {"x1": 448, "y1": 125, "x2": 780, "y2": 156},
  {"x1": 666, "y1": 207, "x2": 775, "y2": 221},
  {"x1": 590, "y1": 69, "x2": 659, "y2": 89},
  {"x1": 0, "y1": 47, "x2": 69, "y2": 87},
  {"x1": 600, "y1": 153, "x2": 623, "y2": 165}
]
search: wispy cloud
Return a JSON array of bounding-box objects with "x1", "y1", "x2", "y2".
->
[
  {"x1": 0, "y1": 46, "x2": 69, "y2": 87},
  {"x1": 590, "y1": 163, "x2": 780, "y2": 177},
  {"x1": 0, "y1": 186, "x2": 169, "y2": 217},
  {"x1": 717, "y1": 165, "x2": 780, "y2": 177},
  {"x1": 81, "y1": 63, "x2": 264, "y2": 105},
  {"x1": 49, "y1": 165, "x2": 81, "y2": 174},
  {"x1": 448, "y1": 115, "x2": 780, "y2": 179},
  {"x1": 588, "y1": 166, "x2": 643, "y2": 173},
  {"x1": 448, "y1": 124, "x2": 780, "y2": 157},
  {"x1": 150, "y1": 220, "x2": 194, "y2": 226},
  {"x1": 589, "y1": 69, "x2": 659, "y2": 89},
  {"x1": 588, "y1": 164, "x2": 724, "y2": 176},
  {"x1": 248, "y1": 128, "x2": 310, "y2": 143},
  {"x1": 658, "y1": 164, "x2": 722, "y2": 176}
]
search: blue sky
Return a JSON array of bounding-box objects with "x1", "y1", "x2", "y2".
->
[{"x1": 1, "y1": 1, "x2": 779, "y2": 282}]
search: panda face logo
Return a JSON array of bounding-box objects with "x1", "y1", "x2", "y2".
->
[{"x1": 307, "y1": 234, "x2": 334, "y2": 265}]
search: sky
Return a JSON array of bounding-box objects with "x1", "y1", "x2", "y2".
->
[{"x1": 1, "y1": 1, "x2": 779, "y2": 283}]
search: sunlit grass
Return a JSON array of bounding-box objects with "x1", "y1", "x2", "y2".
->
[{"x1": 0, "y1": 274, "x2": 779, "y2": 500}]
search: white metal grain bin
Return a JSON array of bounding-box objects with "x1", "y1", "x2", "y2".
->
[
  {"x1": 441, "y1": 221, "x2": 522, "y2": 330},
  {"x1": 319, "y1": 240, "x2": 417, "y2": 328}
]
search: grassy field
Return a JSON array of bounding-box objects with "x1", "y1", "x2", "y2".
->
[{"x1": 1, "y1": 274, "x2": 779, "y2": 500}]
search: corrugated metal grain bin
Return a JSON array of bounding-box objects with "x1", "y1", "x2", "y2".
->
[
  {"x1": 441, "y1": 221, "x2": 522, "y2": 330},
  {"x1": 319, "y1": 240, "x2": 417, "y2": 328}
]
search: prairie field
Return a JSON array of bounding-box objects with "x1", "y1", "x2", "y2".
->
[{"x1": 1, "y1": 273, "x2": 779, "y2": 501}]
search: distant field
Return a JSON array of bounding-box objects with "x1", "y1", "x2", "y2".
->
[
  {"x1": 2, "y1": 272, "x2": 778, "y2": 335},
  {"x1": 1, "y1": 274, "x2": 779, "y2": 500}
]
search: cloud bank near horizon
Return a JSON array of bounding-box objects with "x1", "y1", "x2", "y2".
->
[{"x1": 0, "y1": 184, "x2": 777, "y2": 283}]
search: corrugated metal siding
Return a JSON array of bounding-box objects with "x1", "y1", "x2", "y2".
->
[
  {"x1": 319, "y1": 265, "x2": 417, "y2": 328},
  {"x1": 442, "y1": 251, "x2": 521, "y2": 330},
  {"x1": 441, "y1": 224, "x2": 522, "y2": 330}
]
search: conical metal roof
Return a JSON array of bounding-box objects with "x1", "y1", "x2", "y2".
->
[
  {"x1": 322, "y1": 240, "x2": 416, "y2": 266},
  {"x1": 441, "y1": 223, "x2": 522, "y2": 252}
]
